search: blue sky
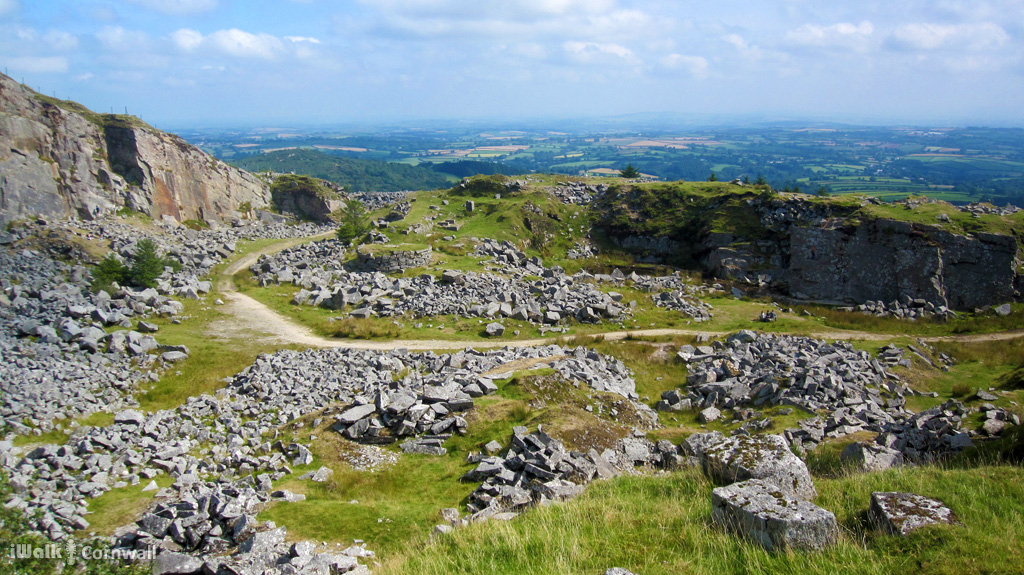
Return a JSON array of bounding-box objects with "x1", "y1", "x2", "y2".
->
[{"x1": 2, "y1": 0, "x2": 1023, "y2": 128}]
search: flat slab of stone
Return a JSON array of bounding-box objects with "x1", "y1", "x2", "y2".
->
[
  {"x1": 338, "y1": 403, "x2": 377, "y2": 424},
  {"x1": 152, "y1": 551, "x2": 204, "y2": 575},
  {"x1": 712, "y1": 479, "x2": 838, "y2": 552},
  {"x1": 700, "y1": 433, "x2": 817, "y2": 500},
  {"x1": 870, "y1": 492, "x2": 959, "y2": 536},
  {"x1": 840, "y1": 442, "x2": 903, "y2": 472}
]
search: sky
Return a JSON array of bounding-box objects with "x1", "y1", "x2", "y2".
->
[{"x1": 2, "y1": 0, "x2": 1024, "y2": 128}]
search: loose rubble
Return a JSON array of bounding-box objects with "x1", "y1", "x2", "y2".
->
[
  {"x1": 455, "y1": 427, "x2": 673, "y2": 523},
  {"x1": 671, "y1": 331, "x2": 909, "y2": 449},
  {"x1": 549, "y1": 181, "x2": 605, "y2": 205},
  {"x1": 839, "y1": 297, "x2": 958, "y2": 321},
  {"x1": 1, "y1": 344, "x2": 651, "y2": 549},
  {"x1": 254, "y1": 245, "x2": 631, "y2": 326}
]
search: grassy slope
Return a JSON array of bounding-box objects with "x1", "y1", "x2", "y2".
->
[{"x1": 377, "y1": 465, "x2": 1024, "y2": 575}]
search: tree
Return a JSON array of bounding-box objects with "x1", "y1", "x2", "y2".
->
[
  {"x1": 126, "y1": 238, "x2": 168, "y2": 289},
  {"x1": 336, "y1": 199, "x2": 370, "y2": 244},
  {"x1": 755, "y1": 174, "x2": 767, "y2": 186},
  {"x1": 816, "y1": 185, "x2": 830, "y2": 197},
  {"x1": 708, "y1": 172, "x2": 718, "y2": 182},
  {"x1": 619, "y1": 164, "x2": 640, "y2": 179},
  {"x1": 91, "y1": 253, "x2": 128, "y2": 292}
]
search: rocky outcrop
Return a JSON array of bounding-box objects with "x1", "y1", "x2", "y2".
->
[
  {"x1": 790, "y1": 219, "x2": 1017, "y2": 310},
  {"x1": 270, "y1": 176, "x2": 343, "y2": 222},
  {"x1": 0, "y1": 73, "x2": 269, "y2": 226}
]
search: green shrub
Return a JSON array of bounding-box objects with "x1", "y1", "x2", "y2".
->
[
  {"x1": 91, "y1": 253, "x2": 128, "y2": 292},
  {"x1": 336, "y1": 200, "x2": 370, "y2": 244},
  {"x1": 951, "y1": 382, "x2": 972, "y2": 397},
  {"x1": 126, "y1": 239, "x2": 168, "y2": 289}
]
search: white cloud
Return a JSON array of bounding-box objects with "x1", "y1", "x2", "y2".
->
[
  {"x1": 172, "y1": 28, "x2": 204, "y2": 51},
  {"x1": 7, "y1": 56, "x2": 68, "y2": 74},
  {"x1": 365, "y1": 0, "x2": 615, "y2": 21},
  {"x1": 569, "y1": 40, "x2": 630, "y2": 59},
  {"x1": 96, "y1": 26, "x2": 150, "y2": 52},
  {"x1": 125, "y1": 0, "x2": 217, "y2": 16},
  {"x1": 44, "y1": 31, "x2": 79, "y2": 52},
  {"x1": 208, "y1": 29, "x2": 286, "y2": 59},
  {"x1": 360, "y1": 0, "x2": 653, "y2": 42},
  {"x1": 661, "y1": 54, "x2": 708, "y2": 78},
  {"x1": 0, "y1": 0, "x2": 19, "y2": 17},
  {"x1": 170, "y1": 28, "x2": 321, "y2": 61},
  {"x1": 890, "y1": 22, "x2": 1009, "y2": 51},
  {"x1": 723, "y1": 33, "x2": 763, "y2": 61},
  {"x1": 787, "y1": 21, "x2": 874, "y2": 49}
]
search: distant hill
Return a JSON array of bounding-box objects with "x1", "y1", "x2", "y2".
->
[
  {"x1": 231, "y1": 149, "x2": 454, "y2": 193},
  {"x1": 429, "y1": 159, "x2": 530, "y2": 178}
]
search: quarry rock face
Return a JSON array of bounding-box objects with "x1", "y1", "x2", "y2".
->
[
  {"x1": 0, "y1": 73, "x2": 269, "y2": 226},
  {"x1": 790, "y1": 219, "x2": 1017, "y2": 310}
]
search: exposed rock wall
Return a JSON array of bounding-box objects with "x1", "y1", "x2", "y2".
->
[
  {"x1": 271, "y1": 185, "x2": 342, "y2": 223},
  {"x1": 790, "y1": 219, "x2": 1017, "y2": 309},
  {"x1": 0, "y1": 73, "x2": 269, "y2": 226}
]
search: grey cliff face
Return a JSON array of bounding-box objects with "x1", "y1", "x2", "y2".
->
[{"x1": 0, "y1": 73, "x2": 270, "y2": 226}]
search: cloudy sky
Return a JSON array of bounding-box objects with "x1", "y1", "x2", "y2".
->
[{"x1": 2, "y1": 0, "x2": 1023, "y2": 127}]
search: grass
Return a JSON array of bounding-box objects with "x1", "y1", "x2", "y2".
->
[
  {"x1": 374, "y1": 464, "x2": 1024, "y2": 575},
  {"x1": 790, "y1": 303, "x2": 1024, "y2": 337},
  {"x1": 84, "y1": 475, "x2": 175, "y2": 537},
  {"x1": 132, "y1": 297, "x2": 276, "y2": 411},
  {"x1": 260, "y1": 366, "x2": 647, "y2": 553},
  {"x1": 263, "y1": 453, "x2": 477, "y2": 555}
]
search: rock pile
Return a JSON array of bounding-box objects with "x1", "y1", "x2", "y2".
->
[
  {"x1": 457, "y1": 427, "x2": 672, "y2": 522},
  {"x1": 549, "y1": 181, "x2": 606, "y2": 205},
  {"x1": 349, "y1": 191, "x2": 408, "y2": 211},
  {"x1": 872, "y1": 399, "x2": 975, "y2": 463},
  {"x1": 840, "y1": 297, "x2": 958, "y2": 320},
  {"x1": 257, "y1": 261, "x2": 630, "y2": 326},
  {"x1": 0, "y1": 247, "x2": 195, "y2": 433},
  {"x1": 651, "y1": 287, "x2": 714, "y2": 321},
  {"x1": 959, "y1": 202, "x2": 1021, "y2": 217},
  {"x1": 566, "y1": 241, "x2": 597, "y2": 260},
  {"x1": 754, "y1": 197, "x2": 837, "y2": 233},
  {"x1": 118, "y1": 478, "x2": 371, "y2": 575},
  {"x1": 473, "y1": 239, "x2": 546, "y2": 275},
  {"x1": 670, "y1": 331, "x2": 908, "y2": 448},
  {"x1": 2, "y1": 344, "x2": 650, "y2": 545},
  {"x1": 353, "y1": 245, "x2": 432, "y2": 272}
]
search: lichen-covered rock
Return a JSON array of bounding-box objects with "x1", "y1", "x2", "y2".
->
[
  {"x1": 699, "y1": 433, "x2": 817, "y2": 501},
  {"x1": 712, "y1": 479, "x2": 838, "y2": 551},
  {"x1": 869, "y1": 492, "x2": 959, "y2": 536}
]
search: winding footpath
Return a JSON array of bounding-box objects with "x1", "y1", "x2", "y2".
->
[{"x1": 213, "y1": 234, "x2": 1024, "y2": 351}]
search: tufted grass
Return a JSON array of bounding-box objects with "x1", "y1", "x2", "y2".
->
[{"x1": 375, "y1": 464, "x2": 1024, "y2": 575}]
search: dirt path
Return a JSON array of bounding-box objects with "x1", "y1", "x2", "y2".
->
[{"x1": 211, "y1": 234, "x2": 1024, "y2": 351}]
